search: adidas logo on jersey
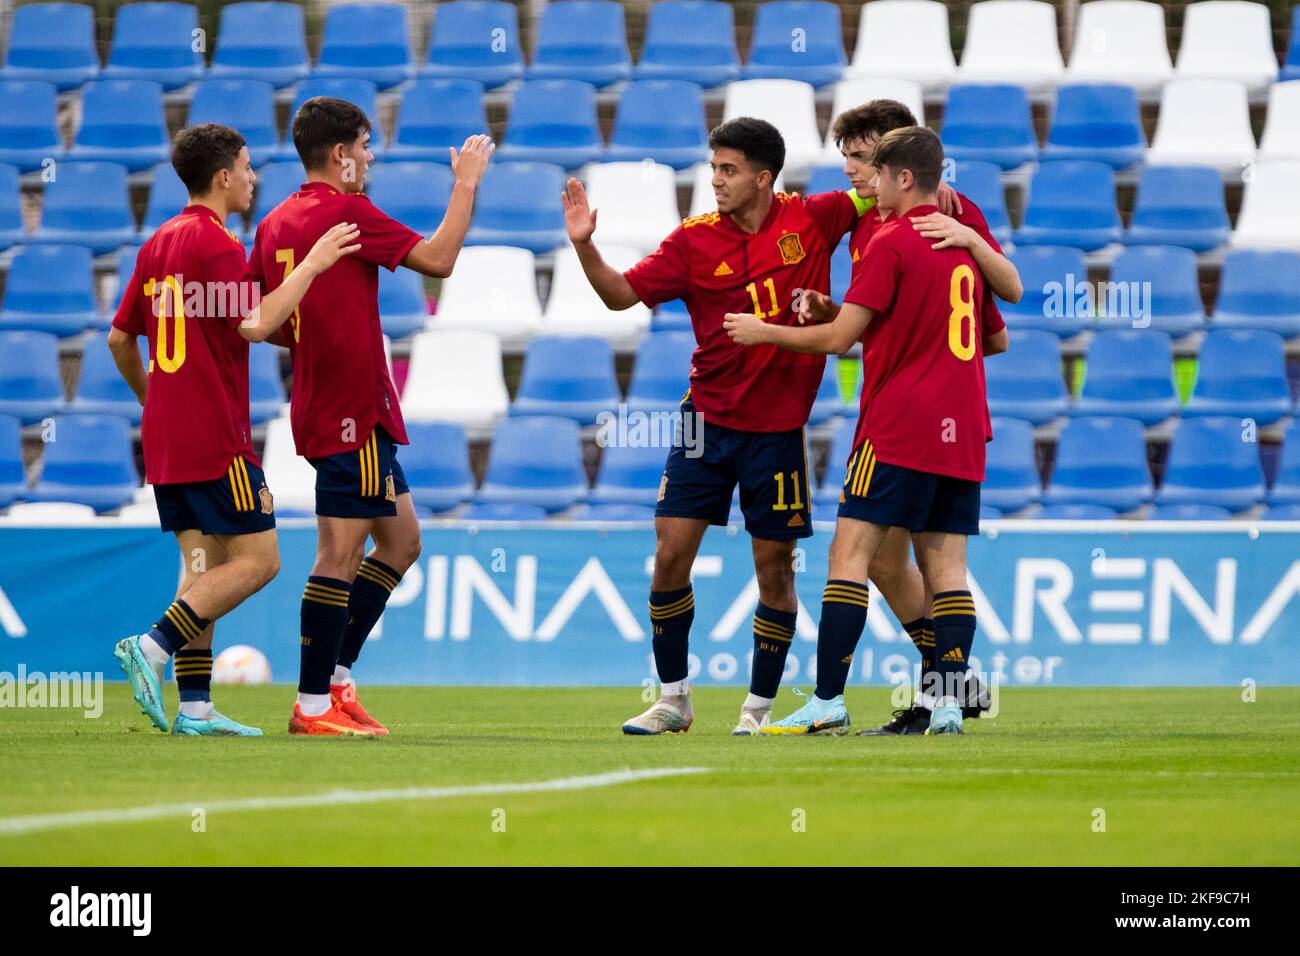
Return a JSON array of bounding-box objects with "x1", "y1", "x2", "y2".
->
[
  {"x1": 940, "y1": 648, "x2": 965, "y2": 663},
  {"x1": 714, "y1": 260, "x2": 733, "y2": 276}
]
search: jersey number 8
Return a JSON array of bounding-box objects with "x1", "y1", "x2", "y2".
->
[{"x1": 947, "y1": 264, "x2": 977, "y2": 362}]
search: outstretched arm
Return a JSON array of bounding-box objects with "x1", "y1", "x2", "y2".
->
[
  {"x1": 239, "y1": 222, "x2": 361, "y2": 343},
  {"x1": 402, "y1": 134, "x2": 495, "y2": 278},
  {"x1": 724, "y1": 301, "x2": 874, "y2": 355},
  {"x1": 562, "y1": 177, "x2": 641, "y2": 310}
]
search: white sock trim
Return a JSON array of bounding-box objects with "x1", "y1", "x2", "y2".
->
[
  {"x1": 331, "y1": 665, "x2": 353, "y2": 686},
  {"x1": 743, "y1": 692, "x2": 774, "y2": 711},
  {"x1": 660, "y1": 679, "x2": 690, "y2": 698},
  {"x1": 297, "y1": 693, "x2": 331, "y2": 717},
  {"x1": 139, "y1": 633, "x2": 170, "y2": 668}
]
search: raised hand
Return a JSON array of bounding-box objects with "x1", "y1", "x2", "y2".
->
[
  {"x1": 303, "y1": 221, "x2": 362, "y2": 273},
  {"x1": 912, "y1": 212, "x2": 977, "y2": 250},
  {"x1": 561, "y1": 177, "x2": 598, "y2": 244},
  {"x1": 450, "y1": 134, "x2": 495, "y2": 187}
]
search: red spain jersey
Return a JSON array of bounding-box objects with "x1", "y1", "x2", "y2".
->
[
  {"x1": 112, "y1": 204, "x2": 260, "y2": 485},
  {"x1": 249, "y1": 181, "x2": 422, "y2": 459},
  {"x1": 624, "y1": 190, "x2": 864, "y2": 432},
  {"x1": 844, "y1": 203, "x2": 993, "y2": 482}
]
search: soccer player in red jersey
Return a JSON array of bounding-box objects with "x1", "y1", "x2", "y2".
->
[
  {"x1": 725, "y1": 126, "x2": 1006, "y2": 736},
  {"x1": 107, "y1": 124, "x2": 360, "y2": 736},
  {"x1": 249, "y1": 97, "x2": 493, "y2": 736},
  {"x1": 564, "y1": 117, "x2": 878, "y2": 735}
]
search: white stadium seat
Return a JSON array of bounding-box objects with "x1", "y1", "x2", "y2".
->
[
  {"x1": 430, "y1": 245, "x2": 542, "y2": 344},
  {"x1": 1065, "y1": 0, "x2": 1172, "y2": 92},
  {"x1": 1147, "y1": 79, "x2": 1256, "y2": 174},
  {"x1": 260, "y1": 415, "x2": 317, "y2": 514},
  {"x1": 542, "y1": 244, "x2": 650, "y2": 347},
  {"x1": 723, "y1": 79, "x2": 823, "y2": 177},
  {"x1": 1258, "y1": 81, "x2": 1300, "y2": 162},
  {"x1": 819, "y1": 77, "x2": 925, "y2": 164},
  {"x1": 1174, "y1": 1, "x2": 1278, "y2": 92},
  {"x1": 402, "y1": 329, "x2": 510, "y2": 430},
  {"x1": 583, "y1": 162, "x2": 682, "y2": 255},
  {"x1": 849, "y1": 1, "x2": 956, "y2": 90},
  {"x1": 2, "y1": 502, "x2": 98, "y2": 524},
  {"x1": 1233, "y1": 160, "x2": 1300, "y2": 248},
  {"x1": 688, "y1": 163, "x2": 785, "y2": 217},
  {"x1": 958, "y1": 0, "x2": 1065, "y2": 89}
]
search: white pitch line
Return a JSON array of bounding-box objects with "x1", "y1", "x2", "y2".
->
[
  {"x1": 0, "y1": 767, "x2": 710, "y2": 837},
  {"x1": 778, "y1": 765, "x2": 1300, "y2": 781}
]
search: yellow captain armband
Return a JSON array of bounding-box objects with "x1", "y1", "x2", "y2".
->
[{"x1": 848, "y1": 191, "x2": 877, "y2": 217}]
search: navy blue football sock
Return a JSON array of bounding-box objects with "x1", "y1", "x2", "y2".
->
[
  {"x1": 814, "y1": 580, "x2": 869, "y2": 700},
  {"x1": 150, "y1": 599, "x2": 208, "y2": 655},
  {"x1": 338, "y1": 557, "x2": 402, "y2": 670},
  {"x1": 749, "y1": 603, "x2": 797, "y2": 699},
  {"x1": 174, "y1": 646, "x2": 212, "y2": 703},
  {"x1": 649, "y1": 586, "x2": 694, "y2": 685},
  {"x1": 298, "y1": 576, "x2": 351, "y2": 695},
  {"x1": 931, "y1": 590, "x2": 976, "y2": 703}
]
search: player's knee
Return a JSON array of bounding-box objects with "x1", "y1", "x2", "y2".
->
[
  {"x1": 400, "y1": 533, "x2": 422, "y2": 571},
  {"x1": 652, "y1": 541, "x2": 693, "y2": 588},
  {"x1": 254, "y1": 548, "x2": 280, "y2": 589}
]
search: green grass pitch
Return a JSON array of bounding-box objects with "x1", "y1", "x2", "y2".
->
[{"x1": 2, "y1": 685, "x2": 1298, "y2": 866}]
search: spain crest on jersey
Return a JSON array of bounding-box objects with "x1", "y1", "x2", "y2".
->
[{"x1": 777, "y1": 231, "x2": 806, "y2": 265}]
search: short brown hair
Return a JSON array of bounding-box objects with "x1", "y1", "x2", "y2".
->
[
  {"x1": 292, "y1": 97, "x2": 371, "y2": 171},
  {"x1": 872, "y1": 126, "x2": 944, "y2": 193},
  {"x1": 831, "y1": 99, "x2": 918, "y2": 147},
  {"x1": 172, "y1": 123, "x2": 246, "y2": 195}
]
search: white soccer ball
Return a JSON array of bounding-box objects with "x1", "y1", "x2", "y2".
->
[{"x1": 213, "y1": 645, "x2": 272, "y2": 685}]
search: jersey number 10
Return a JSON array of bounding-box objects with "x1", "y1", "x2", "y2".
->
[{"x1": 142, "y1": 275, "x2": 186, "y2": 373}]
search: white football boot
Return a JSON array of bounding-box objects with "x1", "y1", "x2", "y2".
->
[{"x1": 621, "y1": 695, "x2": 694, "y2": 735}]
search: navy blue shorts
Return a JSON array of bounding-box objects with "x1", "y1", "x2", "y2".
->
[
  {"x1": 836, "y1": 438, "x2": 981, "y2": 535},
  {"x1": 155, "y1": 455, "x2": 276, "y2": 536},
  {"x1": 656, "y1": 397, "x2": 813, "y2": 540},
  {"x1": 309, "y1": 427, "x2": 409, "y2": 519}
]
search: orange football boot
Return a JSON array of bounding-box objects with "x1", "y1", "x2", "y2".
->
[
  {"x1": 288, "y1": 701, "x2": 378, "y2": 736},
  {"x1": 330, "y1": 682, "x2": 389, "y2": 736}
]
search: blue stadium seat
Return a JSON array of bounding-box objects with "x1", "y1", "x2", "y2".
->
[
  {"x1": 742, "y1": 1, "x2": 846, "y2": 88},
  {"x1": 1283, "y1": 7, "x2": 1300, "y2": 82},
  {"x1": 0, "y1": 246, "x2": 98, "y2": 338},
  {"x1": 816, "y1": 421, "x2": 857, "y2": 503},
  {"x1": 805, "y1": 164, "x2": 847, "y2": 196},
  {"x1": 1015, "y1": 161, "x2": 1122, "y2": 251},
  {"x1": 248, "y1": 345, "x2": 286, "y2": 424},
  {"x1": 69, "y1": 80, "x2": 169, "y2": 172},
  {"x1": 0, "y1": 415, "x2": 24, "y2": 508},
  {"x1": 576, "y1": 502, "x2": 657, "y2": 522},
  {"x1": 1155, "y1": 416, "x2": 1266, "y2": 512},
  {"x1": 985, "y1": 329, "x2": 1068, "y2": 424},
  {"x1": 366, "y1": 162, "x2": 455, "y2": 236},
  {"x1": 209, "y1": 1, "x2": 310, "y2": 88},
  {"x1": 983, "y1": 417, "x2": 1041, "y2": 512},
  {"x1": 948, "y1": 159, "x2": 1011, "y2": 246},
  {"x1": 186, "y1": 79, "x2": 279, "y2": 167},
  {"x1": 274, "y1": 79, "x2": 382, "y2": 160},
  {"x1": 477, "y1": 416, "x2": 588, "y2": 512},
  {"x1": 941, "y1": 84, "x2": 1037, "y2": 170},
  {"x1": 1261, "y1": 503, "x2": 1300, "y2": 521},
  {"x1": 999, "y1": 246, "x2": 1090, "y2": 337},
  {"x1": 830, "y1": 239, "x2": 851, "y2": 301},
  {"x1": 1098, "y1": 246, "x2": 1206, "y2": 337},
  {"x1": 402, "y1": 421, "x2": 474, "y2": 513},
  {"x1": 460, "y1": 502, "x2": 550, "y2": 522},
  {"x1": 245, "y1": 161, "x2": 304, "y2": 239},
  {"x1": 0, "y1": 3, "x2": 99, "y2": 91},
  {"x1": 497, "y1": 80, "x2": 603, "y2": 169},
  {"x1": 1185, "y1": 329, "x2": 1293, "y2": 426},
  {"x1": 0, "y1": 164, "x2": 24, "y2": 251},
  {"x1": 979, "y1": 505, "x2": 1002, "y2": 520},
  {"x1": 102, "y1": 2, "x2": 203, "y2": 90},
  {"x1": 605, "y1": 80, "x2": 708, "y2": 169},
  {"x1": 1211, "y1": 250, "x2": 1300, "y2": 338},
  {"x1": 466, "y1": 161, "x2": 567, "y2": 253},
  {"x1": 1034, "y1": 503, "x2": 1118, "y2": 519},
  {"x1": 626, "y1": 331, "x2": 695, "y2": 415},
  {"x1": 70, "y1": 333, "x2": 144, "y2": 424},
  {"x1": 378, "y1": 268, "x2": 429, "y2": 340},
  {"x1": 1267, "y1": 421, "x2": 1300, "y2": 504},
  {"x1": 32, "y1": 162, "x2": 135, "y2": 254},
  {"x1": 102, "y1": 245, "x2": 141, "y2": 328},
  {"x1": 512, "y1": 336, "x2": 620, "y2": 425},
  {"x1": 27, "y1": 414, "x2": 139, "y2": 512},
  {"x1": 652, "y1": 299, "x2": 691, "y2": 333},
  {"x1": 1148, "y1": 503, "x2": 1234, "y2": 520},
  {"x1": 421, "y1": 1, "x2": 523, "y2": 88},
  {"x1": 0, "y1": 331, "x2": 66, "y2": 424},
  {"x1": 388, "y1": 79, "x2": 488, "y2": 163},
  {"x1": 808, "y1": 359, "x2": 849, "y2": 425},
  {"x1": 528, "y1": 1, "x2": 631, "y2": 88},
  {"x1": 1042, "y1": 83, "x2": 1145, "y2": 169},
  {"x1": 1043, "y1": 416, "x2": 1153, "y2": 512},
  {"x1": 635, "y1": 0, "x2": 740, "y2": 88},
  {"x1": 1073, "y1": 330, "x2": 1179, "y2": 425},
  {"x1": 591, "y1": 442, "x2": 665, "y2": 506},
  {"x1": 1124, "y1": 166, "x2": 1230, "y2": 252},
  {"x1": 0, "y1": 80, "x2": 65, "y2": 173},
  {"x1": 312, "y1": 2, "x2": 414, "y2": 90},
  {"x1": 139, "y1": 163, "x2": 187, "y2": 239}
]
